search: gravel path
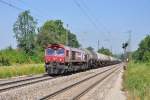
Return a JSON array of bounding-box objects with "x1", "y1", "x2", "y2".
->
[{"x1": 104, "y1": 69, "x2": 126, "y2": 100}]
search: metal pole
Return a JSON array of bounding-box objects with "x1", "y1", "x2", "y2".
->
[
  {"x1": 66, "y1": 24, "x2": 69, "y2": 46},
  {"x1": 97, "y1": 40, "x2": 100, "y2": 51},
  {"x1": 128, "y1": 30, "x2": 132, "y2": 61}
]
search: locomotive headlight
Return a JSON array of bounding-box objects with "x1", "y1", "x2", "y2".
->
[{"x1": 53, "y1": 58, "x2": 56, "y2": 60}]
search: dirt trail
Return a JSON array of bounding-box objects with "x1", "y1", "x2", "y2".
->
[{"x1": 104, "y1": 69, "x2": 126, "y2": 100}]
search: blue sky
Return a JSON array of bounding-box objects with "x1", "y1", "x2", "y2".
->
[{"x1": 0, "y1": 0, "x2": 150, "y2": 54}]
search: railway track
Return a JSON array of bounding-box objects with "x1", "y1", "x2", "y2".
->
[
  {"x1": 0, "y1": 74, "x2": 55, "y2": 93},
  {"x1": 39, "y1": 65, "x2": 121, "y2": 100},
  {"x1": 73, "y1": 67, "x2": 122, "y2": 100}
]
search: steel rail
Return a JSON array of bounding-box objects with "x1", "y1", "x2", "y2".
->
[
  {"x1": 0, "y1": 76, "x2": 55, "y2": 93},
  {"x1": 0, "y1": 73, "x2": 48, "y2": 86},
  {"x1": 72, "y1": 67, "x2": 122, "y2": 100},
  {"x1": 39, "y1": 65, "x2": 119, "y2": 100}
]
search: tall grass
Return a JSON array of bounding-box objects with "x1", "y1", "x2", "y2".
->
[
  {"x1": 0, "y1": 48, "x2": 43, "y2": 66},
  {"x1": 0, "y1": 64, "x2": 45, "y2": 79},
  {"x1": 123, "y1": 62, "x2": 150, "y2": 100}
]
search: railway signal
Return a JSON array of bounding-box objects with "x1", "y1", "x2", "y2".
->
[{"x1": 122, "y1": 42, "x2": 128, "y2": 61}]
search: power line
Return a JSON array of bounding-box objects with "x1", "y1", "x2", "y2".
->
[
  {"x1": 0, "y1": 0, "x2": 25, "y2": 11},
  {"x1": 78, "y1": 0, "x2": 115, "y2": 52},
  {"x1": 73, "y1": 0, "x2": 101, "y2": 33},
  {"x1": 73, "y1": 0, "x2": 113, "y2": 51},
  {"x1": 79, "y1": 0, "x2": 112, "y2": 44},
  {"x1": 15, "y1": 0, "x2": 50, "y2": 20},
  {"x1": 80, "y1": 0, "x2": 110, "y2": 35},
  {"x1": 0, "y1": 0, "x2": 49, "y2": 21}
]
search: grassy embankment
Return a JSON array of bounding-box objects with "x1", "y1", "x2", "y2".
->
[
  {"x1": 0, "y1": 48, "x2": 45, "y2": 79},
  {"x1": 123, "y1": 62, "x2": 150, "y2": 100},
  {"x1": 0, "y1": 64, "x2": 45, "y2": 79}
]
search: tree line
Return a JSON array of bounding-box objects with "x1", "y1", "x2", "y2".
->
[
  {"x1": 86, "y1": 46, "x2": 113, "y2": 56},
  {"x1": 0, "y1": 10, "x2": 113, "y2": 66},
  {"x1": 132, "y1": 35, "x2": 150, "y2": 62}
]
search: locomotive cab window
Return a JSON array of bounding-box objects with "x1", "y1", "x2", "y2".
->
[
  {"x1": 56, "y1": 48, "x2": 64, "y2": 55},
  {"x1": 46, "y1": 48, "x2": 55, "y2": 55}
]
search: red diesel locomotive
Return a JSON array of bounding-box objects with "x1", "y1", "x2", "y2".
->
[{"x1": 44, "y1": 44, "x2": 120, "y2": 75}]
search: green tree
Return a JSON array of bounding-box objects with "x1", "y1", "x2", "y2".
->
[
  {"x1": 13, "y1": 10, "x2": 37, "y2": 54},
  {"x1": 68, "y1": 32, "x2": 80, "y2": 48},
  {"x1": 36, "y1": 20, "x2": 80, "y2": 49},
  {"x1": 98, "y1": 47, "x2": 112, "y2": 56},
  {"x1": 86, "y1": 46, "x2": 94, "y2": 51},
  {"x1": 133, "y1": 35, "x2": 150, "y2": 62}
]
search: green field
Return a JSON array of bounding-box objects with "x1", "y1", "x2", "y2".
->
[
  {"x1": 0, "y1": 64, "x2": 45, "y2": 79},
  {"x1": 123, "y1": 62, "x2": 150, "y2": 100}
]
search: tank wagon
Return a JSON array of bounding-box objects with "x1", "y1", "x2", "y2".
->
[{"x1": 44, "y1": 44, "x2": 120, "y2": 75}]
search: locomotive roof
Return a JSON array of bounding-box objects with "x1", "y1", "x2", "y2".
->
[{"x1": 47, "y1": 44, "x2": 85, "y2": 53}]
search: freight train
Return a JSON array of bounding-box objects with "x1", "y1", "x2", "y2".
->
[{"x1": 44, "y1": 44, "x2": 120, "y2": 75}]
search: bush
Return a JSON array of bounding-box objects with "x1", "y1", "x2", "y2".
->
[
  {"x1": 0, "y1": 48, "x2": 43, "y2": 66},
  {"x1": 29, "y1": 51, "x2": 44, "y2": 63},
  {"x1": 132, "y1": 35, "x2": 150, "y2": 62},
  {"x1": 0, "y1": 55, "x2": 11, "y2": 66},
  {"x1": 0, "y1": 64, "x2": 45, "y2": 78}
]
